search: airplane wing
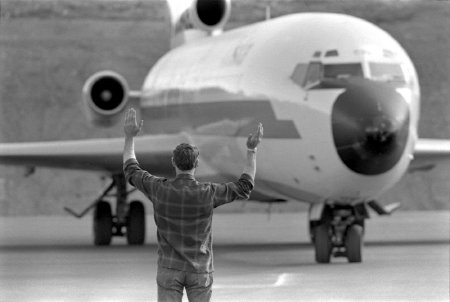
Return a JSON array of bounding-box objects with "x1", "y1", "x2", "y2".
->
[
  {"x1": 0, "y1": 133, "x2": 282, "y2": 201},
  {"x1": 0, "y1": 135, "x2": 189, "y2": 175},
  {"x1": 411, "y1": 138, "x2": 450, "y2": 171}
]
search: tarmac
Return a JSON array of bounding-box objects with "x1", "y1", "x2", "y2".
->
[{"x1": 0, "y1": 210, "x2": 449, "y2": 302}]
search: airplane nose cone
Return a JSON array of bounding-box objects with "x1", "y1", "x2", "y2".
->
[{"x1": 331, "y1": 79, "x2": 410, "y2": 175}]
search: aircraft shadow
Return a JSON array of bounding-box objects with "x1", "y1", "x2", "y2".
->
[{"x1": 0, "y1": 239, "x2": 446, "y2": 253}]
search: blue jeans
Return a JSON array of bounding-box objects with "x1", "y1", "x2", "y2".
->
[{"x1": 157, "y1": 266, "x2": 213, "y2": 302}]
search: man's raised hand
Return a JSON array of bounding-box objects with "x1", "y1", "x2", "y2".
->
[
  {"x1": 124, "y1": 108, "x2": 144, "y2": 138},
  {"x1": 247, "y1": 123, "x2": 263, "y2": 151}
]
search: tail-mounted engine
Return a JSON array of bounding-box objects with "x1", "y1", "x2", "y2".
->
[
  {"x1": 82, "y1": 71, "x2": 130, "y2": 127},
  {"x1": 168, "y1": 0, "x2": 231, "y2": 47},
  {"x1": 187, "y1": 0, "x2": 231, "y2": 32}
]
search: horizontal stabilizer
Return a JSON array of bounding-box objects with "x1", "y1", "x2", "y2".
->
[{"x1": 368, "y1": 200, "x2": 401, "y2": 215}]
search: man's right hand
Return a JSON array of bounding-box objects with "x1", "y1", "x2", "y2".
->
[
  {"x1": 124, "y1": 108, "x2": 144, "y2": 138},
  {"x1": 247, "y1": 123, "x2": 263, "y2": 150}
]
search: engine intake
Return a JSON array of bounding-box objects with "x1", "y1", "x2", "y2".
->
[
  {"x1": 82, "y1": 71, "x2": 129, "y2": 127},
  {"x1": 191, "y1": 0, "x2": 231, "y2": 31}
]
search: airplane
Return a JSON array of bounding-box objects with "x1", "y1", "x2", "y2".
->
[{"x1": 1, "y1": 0, "x2": 450, "y2": 263}]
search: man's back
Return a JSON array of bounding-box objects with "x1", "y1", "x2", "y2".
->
[
  {"x1": 124, "y1": 159, "x2": 254, "y2": 273},
  {"x1": 153, "y1": 174, "x2": 215, "y2": 273}
]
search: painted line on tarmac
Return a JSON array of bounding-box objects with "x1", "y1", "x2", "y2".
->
[
  {"x1": 274, "y1": 273, "x2": 289, "y2": 287},
  {"x1": 214, "y1": 273, "x2": 290, "y2": 289}
]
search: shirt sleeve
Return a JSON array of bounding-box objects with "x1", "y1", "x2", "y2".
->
[
  {"x1": 123, "y1": 158, "x2": 167, "y2": 201},
  {"x1": 212, "y1": 173, "x2": 255, "y2": 208}
]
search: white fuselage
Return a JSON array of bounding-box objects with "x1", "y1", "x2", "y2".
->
[{"x1": 139, "y1": 13, "x2": 420, "y2": 204}]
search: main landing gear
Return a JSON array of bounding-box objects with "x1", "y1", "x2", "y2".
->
[
  {"x1": 65, "y1": 174, "x2": 146, "y2": 246},
  {"x1": 308, "y1": 201, "x2": 400, "y2": 263}
]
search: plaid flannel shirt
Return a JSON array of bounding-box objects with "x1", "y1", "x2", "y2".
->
[{"x1": 123, "y1": 159, "x2": 254, "y2": 273}]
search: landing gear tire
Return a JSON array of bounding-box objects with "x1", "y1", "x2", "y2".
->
[
  {"x1": 127, "y1": 200, "x2": 146, "y2": 245},
  {"x1": 93, "y1": 201, "x2": 113, "y2": 246},
  {"x1": 309, "y1": 222, "x2": 317, "y2": 244},
  {"x1": 314, "y1": 224, "x2": 332, "y2": 263},
  {"x1": 345, "y1": 224, "x2": 363, "y2": 263}
]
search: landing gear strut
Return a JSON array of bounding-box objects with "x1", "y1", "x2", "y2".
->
[
  {"x1": 65, "y1": 173, "x2": 146, "y2": 246},
  {"x1": 309, "y1": 203, "x2": 367, "y2": 263}
]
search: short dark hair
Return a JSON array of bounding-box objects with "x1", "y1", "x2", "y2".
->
[{"x1": 173, "y1": 143, "x2": 199, "y2": 171}]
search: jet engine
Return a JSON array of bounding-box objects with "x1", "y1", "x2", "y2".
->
[
  {"x1": 82, "y1": 71, "x2": 130, "y2": 127},
  {"x1": 186, "y1": 0, "x2": 231, "y2": 32},
  {"x1": 169, "y1": 0, "x2": 231, "y2": 47},
  {"x1": 169, "y1": 0, "x2": 231, "y2": 40}
]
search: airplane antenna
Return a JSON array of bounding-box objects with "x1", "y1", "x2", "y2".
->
[{"x1": 265, "y1": 5, "x2": 271, "y2": 20}]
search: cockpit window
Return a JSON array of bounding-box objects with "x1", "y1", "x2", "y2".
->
[
  {"x1": 323, "y1": 63, "x2": 363, "y2": 79},
  {"x1": 303, "y1": 62, "x2": 323, "y2": 87},
  {"x1": 291, "y1": 63, "x2": 308, "y2": 87},
  {"x1": 369, "y1": 63, "x2": 406, "y2": 87},
  {"x1": 298, "y1": 62, "x2": 364, "y2": 89},
  {"x1": 292, "y1": 61, "x2": 407, "y2": 90}
]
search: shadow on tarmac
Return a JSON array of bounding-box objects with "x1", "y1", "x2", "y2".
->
[{"x1": 0, "y1": 239, "x2": 447, "y2": 253}]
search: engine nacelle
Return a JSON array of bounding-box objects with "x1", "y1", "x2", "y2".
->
[
  {"x1": 187, "y1": 0, "x2": 231, "y2": 32},
  {"x1": 169, "y1": 0, "x2": 231, "y2": 47},
  {"x1": 82, "y1": 71, "x2": 129, "y2": 127}
]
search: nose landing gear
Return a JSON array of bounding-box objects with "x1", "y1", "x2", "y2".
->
[
  {"x1": 345, "y1": 224, "x2": 363, "y2": 263},
  {"x1": 310, "y1": 203, "x2": 367, "y2": 263}
]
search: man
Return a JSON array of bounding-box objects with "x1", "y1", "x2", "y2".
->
[{"x1": 122, "y1": 108, "x2": 263, "y2": 302}]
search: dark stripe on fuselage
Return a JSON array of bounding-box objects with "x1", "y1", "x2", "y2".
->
[{"x1": 141, "y1": 100, "x2": 301, "y2": 139}]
